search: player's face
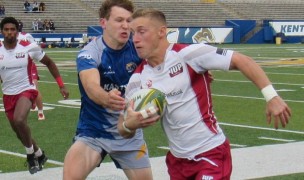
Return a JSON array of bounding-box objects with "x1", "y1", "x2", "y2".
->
[
  {"x1": 101, "y1": 6, "x2": 132, "y2": 49},
  {"x1": 130, "y1": 17, "x2": 162, "y2": 60},
  {"x1": 1, "y1": 23, "x2": 18, "y2": 44}
]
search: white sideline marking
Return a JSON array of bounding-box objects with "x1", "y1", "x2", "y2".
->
[
  {"x1": 258, "y1": 136, "x2": 295, "y2": 142},
  {"x1": 1, "y1": 142, "x2": 304, "y2": 179},
  {"x1": 0, "y1": 150, "x2": 63, "y2": 166}
]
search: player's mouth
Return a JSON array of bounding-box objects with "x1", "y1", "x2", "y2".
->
[
  {"x1": 121, "y1": 32, "x2": 129, "y2": 38},
  {"x1": 135, "y1": 46, "x2": 142, "y2": 50}
]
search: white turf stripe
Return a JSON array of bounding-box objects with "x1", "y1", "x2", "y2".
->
[
  {"x1": 215, "y1": 79, "x2": 304, "y2": 86},
  {"x1": 230, "y1": 144, "x2": 247, "y2": 148},
  {"x1": 38, "y1": 81, "x2": 78, "y2": 86},
  {"x1": 43, "y1": 103, "x2": 80, "y2": 109},
  {"x1": 258, "y1": 136, "x2": 296, "y2": 142},
  {"x1": 213, "y1": 94, "x2": 304, "y2": 103},
  {"x1": 220, "y1": 122, "x2": 304, "y2": 135},
  {"x1": 160, "y1": 144, "x2": 247, "y2": 149},
  {"x1": 0, "y1": 150, "x2": 63, "y2": 166},
  {"x1": 157, "y1": 146, "x2": 170, "y2": 150}
]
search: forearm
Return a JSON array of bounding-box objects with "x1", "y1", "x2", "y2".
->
[
  {"x1": 86, "y1": 84, "x2": 109, "y2": 107},
  {"x1": 41, "y1": 56, "x2": 65, "y2": 88},
  {"x1": 45, "y1": 60, "x2": 61, "y2": 79}
]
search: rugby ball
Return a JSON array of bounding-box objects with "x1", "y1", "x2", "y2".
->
[{"x1": 126, "y1": 88, "x2": 167, "y2": 118}]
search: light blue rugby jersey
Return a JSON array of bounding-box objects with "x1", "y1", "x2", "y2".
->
[{"x1": 76, "y1": 36, "x2": 142, "y2": 140}]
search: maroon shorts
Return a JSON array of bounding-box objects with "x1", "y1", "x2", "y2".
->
[
  {"x1": 3, "y1": 89, "x2": 38, "y2": 121},
  {"x1": 166, "y1": 139, "x2": 232, "y2": 180},
  {"x1": 31, "y1": 63, "x2": 40, "y2": 80}
]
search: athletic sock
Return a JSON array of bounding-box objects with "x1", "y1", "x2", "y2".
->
[
  {"x1": 25, "y1": 145, "x2": 34, "y2": 154},
  {"x1": 38, "y1": 110, "x2": 44, "y2": 114},
  {"x1": 35, "y1": 148, "x2": 43, "y2": 157}
]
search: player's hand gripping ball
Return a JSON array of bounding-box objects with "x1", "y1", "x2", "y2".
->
[{"x1": 125, "y1": 88, "x2": 167, "y2": 119}]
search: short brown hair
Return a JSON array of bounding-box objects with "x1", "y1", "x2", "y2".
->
[
  {"x1": 99, "y1": 0, "x2": 134, "y2": 19},
  {"x1": 132, "y1": 8, "x2": 167, "y2": 26}
]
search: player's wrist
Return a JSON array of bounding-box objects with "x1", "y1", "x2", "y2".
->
[
  {"x1": 261, "y1": 84, "x2": 278, "y2": 102},
  {"x1": 122, "y1": 121, "x2": 134, "y2": 133},
  {"x1": 55, "y1": 76, "x2": 65, "y2": 88}
]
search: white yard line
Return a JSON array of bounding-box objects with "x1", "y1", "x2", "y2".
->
[{"x1": 0, "y1": 150, "x2": 63, "y2": 166}]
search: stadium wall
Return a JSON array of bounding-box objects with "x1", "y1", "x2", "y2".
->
[
  {"x1": 1, "y1": 20, "x2": 303, "y2": 45},
  {"x1": 82, "y1": 20, "x2": 304, "y2": 44},
  {"x1": 247, "y1": 20, "x2": 304, "y2": 44}
]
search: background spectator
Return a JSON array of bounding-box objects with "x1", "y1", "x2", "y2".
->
[
  {"x1": 43, "y1": 19, "x2": 50, "y2": 31},
  {"x1": 18, "y1": 19, "x2": 23, "y2": 32},
  {"x1": 24, "y1": 0, "x2": 32, "y2": 12},
  {"x1": 32, "y1": 19, "x2": 39, "y2": 31},
  {"x1": 49, "y1": 19, "x2": 55, "y2": 31},
  {"x1": 39, "y1": 2, "x2": 45, "y2": 11},
  {"x1": 0, "y1": 5, "x2": 5, "y2": 16},
  {"x1": 38, "y1": 18, "x2": 43, "y2": 30},
  {"x1": 32, "y1": 1, "x2": 39, "y2": 12}
]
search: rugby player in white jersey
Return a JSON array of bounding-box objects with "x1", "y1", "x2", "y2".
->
[
  {"x1": 18, "y1": 32, "x2": 45, "y2": 120},
  {"x1": 0, "y1": 17, "x2": 69, "y2": 174},
  {"x1": 118, "y1": 9, "x2": 291, "y2": 180}
]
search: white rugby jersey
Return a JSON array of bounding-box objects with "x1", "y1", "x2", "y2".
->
[
  {"x1": 126, "y1": 43, "x2": 233, "y2": 159},
  {"x1": 0, "y1": 40, "x2": 45, "y2": 95}
]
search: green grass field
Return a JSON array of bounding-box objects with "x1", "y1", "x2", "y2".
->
[{"x1": 0, "y1": 44, "x2": 303, "y2": 179}]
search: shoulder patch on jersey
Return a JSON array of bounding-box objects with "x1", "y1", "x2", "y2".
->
[
  {"x1": 216, "y1": 48, "x2": 227, "y2": 56},
  {"x1": 77, "y1": 53, "x2": 93, "y2": 60}
]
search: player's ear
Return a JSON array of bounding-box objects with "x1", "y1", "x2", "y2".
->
[
  {"x1": 100, "y1": 18, "x2": 106, "y2": 29},
  {"x1": 159, "y1": 26, "x2": 167, "y2": 38}
]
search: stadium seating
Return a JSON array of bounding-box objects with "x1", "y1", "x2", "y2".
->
[
  {"x1": 1, "y1": 0, "x2": 303, "y2": 33},
  {"x1": 2, "y1": 0, "x2": 99, "y2": 33},
  {"x1": 221, "y1": 0, "x2": 304, "y2": 21}
]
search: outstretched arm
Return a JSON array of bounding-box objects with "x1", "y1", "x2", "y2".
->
[{"x1": 229, "y1": 52, "x2": 291, "y2": 129}]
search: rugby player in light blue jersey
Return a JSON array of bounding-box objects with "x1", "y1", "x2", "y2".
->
[{"x1": 63, "y1": 0, "x2": 154, "y2": 179}]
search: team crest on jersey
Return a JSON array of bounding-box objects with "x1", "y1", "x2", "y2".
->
[
  {"x1": 15, "y1": 52, "x2": 25, "y2": 59},
  {"x1": 0, "y1": 55, "x2": 4, "y2": 60},
  {"x1": 126, "y1": 62, "x2": 137, "y2": 73},
  {"x1": 169, "y1": 63, "x2": 183, "y2": 77}
]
